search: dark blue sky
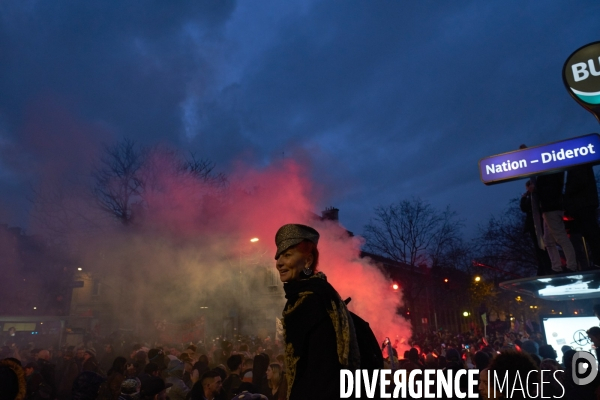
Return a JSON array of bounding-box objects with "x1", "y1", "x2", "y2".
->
[{"x1": 1, "y1": 1, "x2": 599, "y2": 236}]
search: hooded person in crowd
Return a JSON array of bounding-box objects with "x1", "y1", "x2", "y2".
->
[
  {"x1": 165, "y1": 359, "x2": 190, "y2": 400},
  {"x1": 275, "y1": 223, "x2": 360, "y2": 400}
]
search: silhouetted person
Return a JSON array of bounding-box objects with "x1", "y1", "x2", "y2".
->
[
  {"x1": 537, "y1": 171, "x2": 578, "y2": 272},
  {"x1": 565, "y1": 165, "x2": 600, "y2": 269},
  {"x1": 521, "y1": 179, "x2": 552, "y2": 275},
  {"x1": 222, "y1": 354, "x2": 243, "y2": 399}
]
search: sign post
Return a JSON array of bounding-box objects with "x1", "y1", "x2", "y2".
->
[{"x1": 479, "y1": 133, "x2": 600, "y2": 185}]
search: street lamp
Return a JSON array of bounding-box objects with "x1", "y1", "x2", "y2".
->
[
  {"x1": 474, "y1": 276, "x2": 481, "y2": 282},
  {"x1": 463, "y1": 311, "x2": 469, "y2": 317}
]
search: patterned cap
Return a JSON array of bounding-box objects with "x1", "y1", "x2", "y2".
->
[
  {"x1": 274, "y1": 224, "x2": 319, "y2": 259},
  {"x1": 121, "y1": 378, "x2": 139, "y2": 394}
]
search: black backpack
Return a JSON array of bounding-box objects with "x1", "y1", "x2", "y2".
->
[
  {"x1": 344, "y1": 297, "x2": 384, "y2": 371},
  {"x1": 349, "y1": 311, "x2": 384, "y2": 371},
  {"x1": 345, "y1": 299, "x2": 385, "y2": 400}
]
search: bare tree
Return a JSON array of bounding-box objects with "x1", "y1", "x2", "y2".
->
[
  {"x1": 183, "y1": 153, "x2": 227, "y2": 186},
  {"x1": 474, "y1": 198, "x2": 537, "y2": 279},
  {"x1": 91, "y1": 139, "x2": 226, "y2": 225},
  {"x1": 363, "y1": 197, "x2": 466, "y2": 269},
  {"x1": 92, "y1": 139, "x2": 145, "y2": 225}
]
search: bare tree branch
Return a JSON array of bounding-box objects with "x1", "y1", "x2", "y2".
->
[
  {"x1": 363, "y1": 197, "x2": 466, "y2": 269},
  {"x1": 91, "y1": 138, "x2": 145, "y2": 225},
  {"x1": 474, "y1": 198, "x2": 537, "y2": 279}
]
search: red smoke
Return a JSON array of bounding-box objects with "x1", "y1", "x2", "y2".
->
[
  {"x1": 27, "y1": 139, "x2": 412, "y2": 350},
  {"x1": 135, "y1": 154, "x2": 412, "y2": 347}
]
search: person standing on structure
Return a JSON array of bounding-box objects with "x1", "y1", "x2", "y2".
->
[{"x1": 536, "y1": 171, "x2": 578, "y2": 272}]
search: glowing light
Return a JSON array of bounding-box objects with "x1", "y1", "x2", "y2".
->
[
  {"x1": 463, "y1": 311, "x2": 469, "y2": 317},
  {"x1": 78, "y1": 268, "x2": 82, "y2": 271},
  {"x1": 474, "y1": 276, "x2": 481, "y2": 282},
  {"x1": 444, "y1": 278, "x2": 449, "y2": 283},
  {"x1": 250, "y1": 238, "x2": 259, "y2": 243},
  {"x1": 574, "y1": 311, "x2": 578, "y2": 315},
  {"x1": 392, "y1": 284, "x2": 399, "y2": 290},
  {"x1": 33, "y1": 307, "x2": 37, "y2": 310}
]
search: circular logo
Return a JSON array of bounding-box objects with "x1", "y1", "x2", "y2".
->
[
  {"x1": 563, "y1": 41, "x2": 600, "y2": 106},
  {"x1": 573, "y1": 329, "x2": 590, "y2": 346}
]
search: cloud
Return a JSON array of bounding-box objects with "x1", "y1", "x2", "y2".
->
[{"x1": 1, "y1": 0, "x2": 600, "y2": 238}]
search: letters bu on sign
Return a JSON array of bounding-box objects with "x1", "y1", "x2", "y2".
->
[
  {"x1": 563, "y1": 41, "x2": 600, "y2": 121},
  {"x1": 478, "y1": 133, "x2": 600, "y2": 185}
]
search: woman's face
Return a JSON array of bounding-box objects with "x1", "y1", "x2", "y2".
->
[
  {"x1": 276, "y1": 246, "x2": 312, "y2": 283},
  {"x1": 266, "y1": 366, "x2": 272, "y2": 380}
]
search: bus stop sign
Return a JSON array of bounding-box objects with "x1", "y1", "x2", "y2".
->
[{"x1": 563, "y1": 41, "x2": 600, "y2": 122}]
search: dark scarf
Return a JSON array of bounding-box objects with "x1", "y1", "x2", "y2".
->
[{"x1": 282, "y1": 272, "x2": 360, "y2": 398}]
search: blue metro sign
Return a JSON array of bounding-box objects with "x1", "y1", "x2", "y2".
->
[{"x1": 479, "y1": 133, "x2": 600, "y2": 185}]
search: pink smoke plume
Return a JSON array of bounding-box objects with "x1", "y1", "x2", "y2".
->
[
  {"x1": 28, "y1": 138, "x2": 412, "y2": 351},
  {"x1": 136, "y1": 155, "x2": 412, "y2": 347}
]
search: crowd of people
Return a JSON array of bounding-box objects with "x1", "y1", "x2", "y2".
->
[
  {"x1": 0, "y1": 334, "x2": 289, "y2": 400},
  {"x1": 3, "y1": 223, "x2": 600, "y2": 400},
  {"x1": 1, "y1": 323, "x2": 599, "y2": 400}
]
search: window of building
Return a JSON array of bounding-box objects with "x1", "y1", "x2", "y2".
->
[
  {"x1": 267, "y1": 269, "x2": 280, "y2": 287},
  {"x1": 92, "y1": 279, "x2": 100, "y2": 296}
]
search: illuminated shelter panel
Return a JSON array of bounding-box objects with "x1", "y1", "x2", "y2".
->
[{"x1": 499, "y1": 271, "x2": 600, "y2": 301}]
